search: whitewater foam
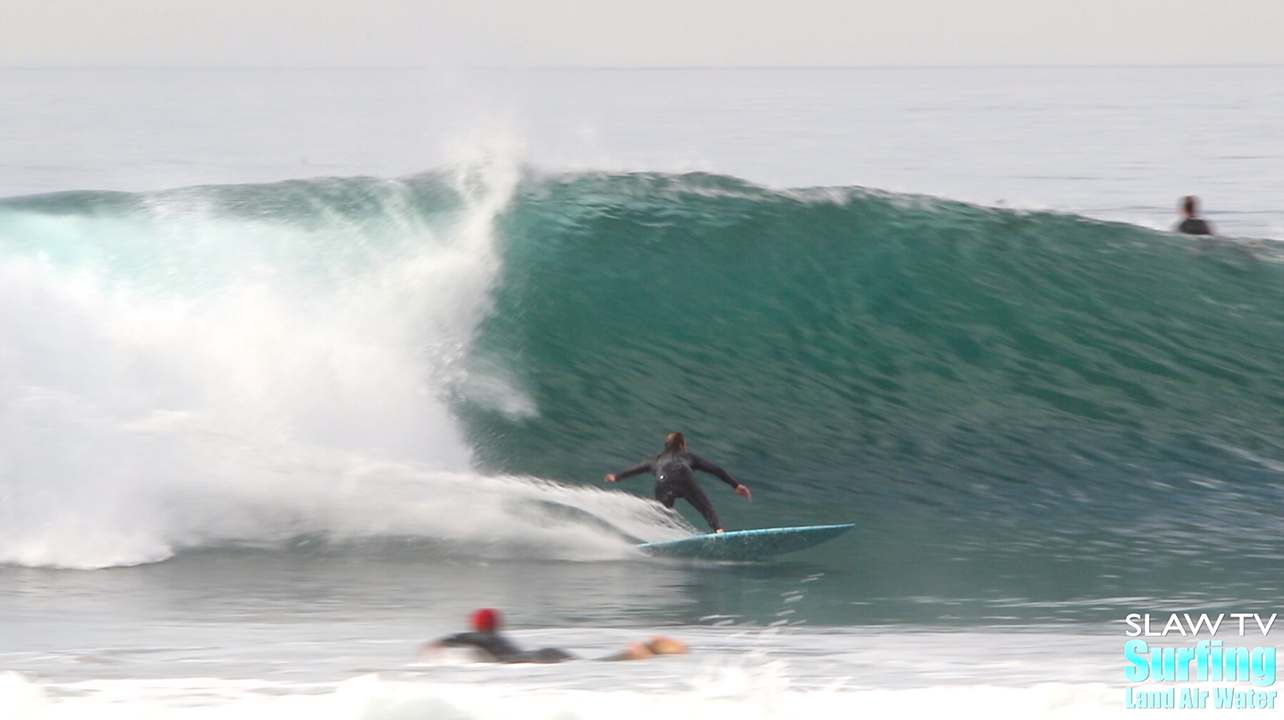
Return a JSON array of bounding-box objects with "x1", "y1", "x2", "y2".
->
[
  {"x1": 0, "y1": 670, "x2": 1156, "y2": 720},
  {"x1": 0, "y1": 157, "x2": 700, "y2": 569}
]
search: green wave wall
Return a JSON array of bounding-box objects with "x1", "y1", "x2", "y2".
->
[{"x1": 464, "y1": 172, "x2": 1284, "y2": 599}]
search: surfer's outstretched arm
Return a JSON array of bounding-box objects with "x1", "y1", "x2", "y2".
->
[
  {"x1": 605, "y1": 458, "x2": 653, "y2": 483},
  {"x1": 690, "y1": 454, "x2": 752, "y2": 498},
  {"x1": 426, "y1": 631, "x2": 525, "y2": 661}
]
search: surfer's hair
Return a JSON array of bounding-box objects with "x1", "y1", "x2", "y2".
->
[
  {"x1": 1184, "y1": 195, "x2": 1198, "y2": 215},
  {"x1": 664, "y1": 432, "x2": 686, "y2": 452}
]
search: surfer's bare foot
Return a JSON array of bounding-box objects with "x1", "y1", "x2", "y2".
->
[
  {"x1": 647, "y1": 636, "x2": 688, "y2": 655},
  {"x1": 621, "y1": 642, "x2": 654, "y2": 660},
  {"x1": 715, "y1": 528, "x2": 725, "y2": 533}
]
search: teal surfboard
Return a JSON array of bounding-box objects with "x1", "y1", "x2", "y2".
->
[{"x1": 637, "y1": 524, "x2": 853, "y2": 560}]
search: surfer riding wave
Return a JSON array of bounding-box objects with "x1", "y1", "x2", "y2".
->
[{"x1": 605, "y1": 432, "x2": 751, "y2": 533}]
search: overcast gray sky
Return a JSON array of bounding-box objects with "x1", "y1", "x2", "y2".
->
[{"x1": 2, "y1": 0, "x2": 1281, "y2": 67}]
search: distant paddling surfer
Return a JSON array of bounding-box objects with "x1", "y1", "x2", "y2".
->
[
  {"x1": 1176, "y1": 195, "x2": 1215, "y2": 236},
  {"x1": 605, "y1": 432, "x2": 751, "y2": 533},
  {"x1": 421, "y1": 608, "x2": 688, "y2": 663}
]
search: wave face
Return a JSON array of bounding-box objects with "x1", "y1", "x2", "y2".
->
[
  {"x1": 463, "y1": 172, "x2": 1284, "y2": 601},
  {"x1": 2, "y1": 168, "x2": 1282, "y2": 604}
]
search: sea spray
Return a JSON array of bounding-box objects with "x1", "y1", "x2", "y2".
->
[{"x1": 0, "y1": 162, "x2": 689, "y2": 568}]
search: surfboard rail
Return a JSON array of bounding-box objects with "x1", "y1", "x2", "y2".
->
[{"x1": 636, "y1": 523, "x2": 853, "y2": 560}]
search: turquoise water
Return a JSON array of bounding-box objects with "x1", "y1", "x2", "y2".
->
[
  {"x1": 467, "y1": 172, "x2": 1284, "y2": 609},
  {"x1": 3, "y1": 167, "x2": 1280, "y2": 629},
  {"x1": 0, "y1": 66, "x2": 1281, "y2": 718}
]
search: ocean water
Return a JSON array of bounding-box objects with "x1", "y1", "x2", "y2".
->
[{"x1": 0, "y1": 66, "x2": 1281, "y2": 718}]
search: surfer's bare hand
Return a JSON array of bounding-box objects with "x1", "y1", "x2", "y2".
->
[
  {"x1": 735, "y1": 484, "x2": 752, "y2": 499},
  {"x1": 605, "y1": 474, "x2": 618, "y2": 483}
]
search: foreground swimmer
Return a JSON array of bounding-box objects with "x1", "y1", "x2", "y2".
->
[
  {"x1": 605, "y1": 432, "x2": 751, "y2": 533},
  {"x1": 420, "y1": 608, "x2": 688, "y2": 663}
]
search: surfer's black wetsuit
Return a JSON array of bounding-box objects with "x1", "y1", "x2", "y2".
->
[
  {"x1": 613, "y1": 451, "x2": 740, "y2": 531},
  {"x1": 435, "y1": 631, "x2": 575, "y2": 663},
  {"x1": 1177, "y1": 217, "x2": 1213, "y2": 236}
]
